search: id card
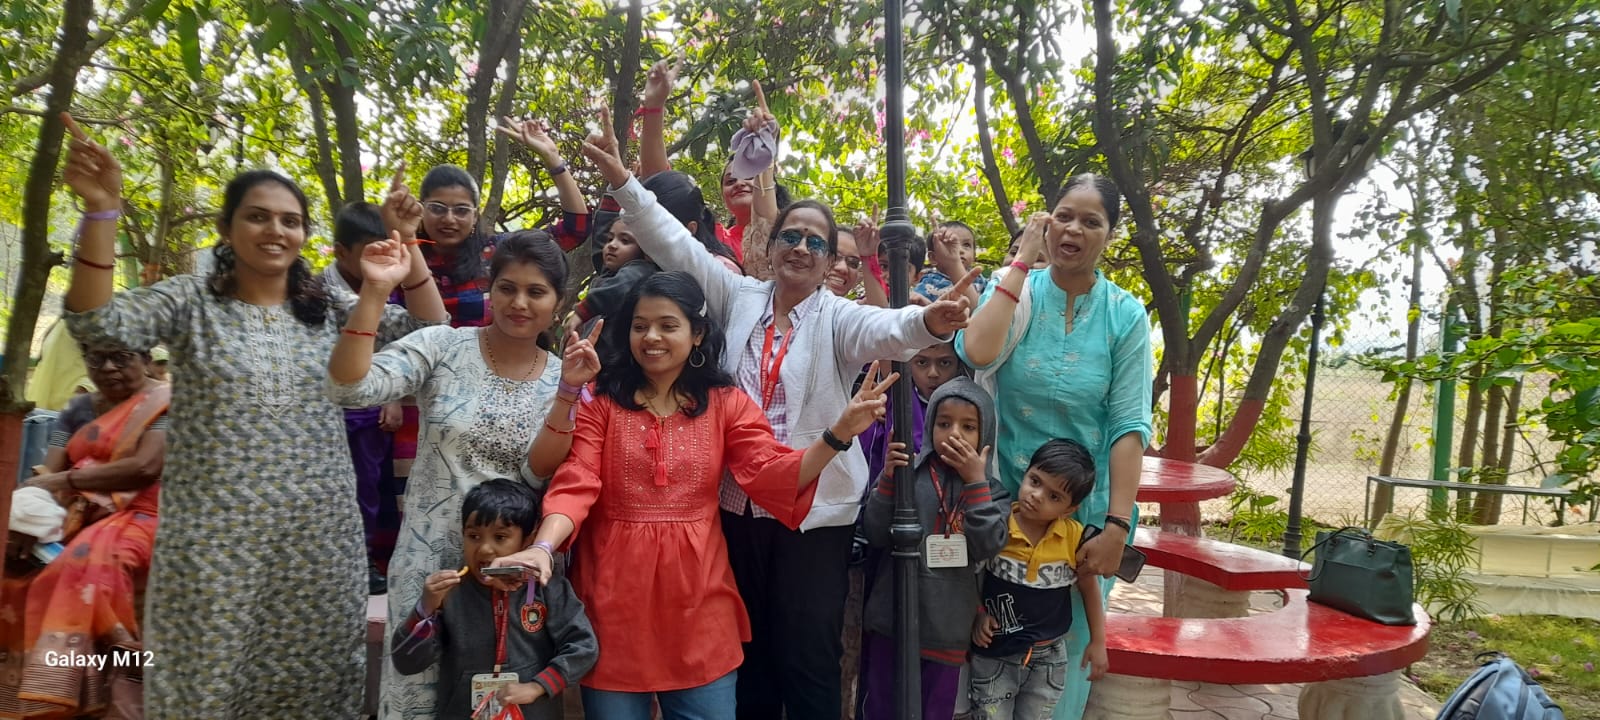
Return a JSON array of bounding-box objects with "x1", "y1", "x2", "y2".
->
[
  {"x1": 925, "y1": 534, "x2": 968, "y2": 568},
  {"x1": 471, "y1": 672, "x2": 519, "y2": 715}
]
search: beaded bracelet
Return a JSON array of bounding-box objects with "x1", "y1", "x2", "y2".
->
[{"x1": 994, "y1": 285, "x2": 1021, "y2": 304}]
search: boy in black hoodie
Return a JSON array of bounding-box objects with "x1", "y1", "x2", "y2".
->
[{"x1": 860, "y1": 377, "x2": 1010, "y2": 720}]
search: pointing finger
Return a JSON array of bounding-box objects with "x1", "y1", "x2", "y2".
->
[
  {"x1": 586, "y1": 318, "x2": 606, "y2": 342},
  {"x1": 390, "y1": 161, "x2": 408, "y2": 193},
  {"x1": 61, "y1": 113, "x2": 90, "y2": 142},
  {"x1": 752, "y1": 79, "x2": 769, "y2": 114},
  {"x1": 951, "y1": 267, "x2": 981, "y2": 294}
]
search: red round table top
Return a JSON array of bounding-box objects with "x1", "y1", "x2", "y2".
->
[{"x1": 1137, "y1": 456, "x2": 1237, "y2": 503}]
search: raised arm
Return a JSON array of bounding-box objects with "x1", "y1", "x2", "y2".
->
[
  {"x1": 380, "y1": 162, "x2": 449, "y2": 323},
  {"x1": 746, "y1": 81, "x2": 780, "y2": 229},
  {"x1": 960, "y1": 213, "x2": 1047, "y2": 367},
  {"x1": 581, "y1": 139, "x2": 748, "y2": 322},
  {"x1": 497, "y1": 117, "x2": 589, "y2": 215},
  {"x1": 60, "y1": 114, "x2": 123, "y2": 314},
  {"x1": 330, "y1": 235, "x2": 424, "y2": 385},
  {"x1": 853, "y1": 218, "x2": 890, "y2": 308},
  {"x1": 638, "y1": 58, "x2": 677, "y2": 177},
  {"x1": 527, "y1": 320, "x2": 603, "y2": 478}
]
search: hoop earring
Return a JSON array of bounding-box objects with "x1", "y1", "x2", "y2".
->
[{"x1": 689, "y1": 347, "x2": 706, "y2": 368}]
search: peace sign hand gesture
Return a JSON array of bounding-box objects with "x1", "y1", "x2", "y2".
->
[
  {"x1": 831, "y1": 361, "x2": 900, "y2": 440},
  {"x1": 381, "y1": 162, "x2": 423, "y2": 240},
  {"x1": 60, "y1": 114, "x2": 122, "y2": 212},
  {"x1": 560, "y1": 319, "x2": 604, "y2": 387},
  {"x1": 580, "y1": 113, "x2": 633, "y2": 190}
]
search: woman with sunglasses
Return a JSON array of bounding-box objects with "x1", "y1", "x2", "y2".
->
[
  {"x1": 57, "y1": 115, "x2": 447, "y2": 717},
  {"x1": 580, "y1": 137, "x2": 977, "y2": 720}
]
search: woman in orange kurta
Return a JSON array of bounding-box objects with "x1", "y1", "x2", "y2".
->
[{"x1": 497, "y1": 272, "x2": 895, "y2": 720}]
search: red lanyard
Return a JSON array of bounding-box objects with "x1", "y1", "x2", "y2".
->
[
  {"x1": 492, "y1": 591, "x2": 509, "y2": 672},
  {"x1": 929, "y1": 465, "x2": 963, "y2": 536},
  {"x1": 759, "y1": 320, "x2": 796, "y2": 409}
]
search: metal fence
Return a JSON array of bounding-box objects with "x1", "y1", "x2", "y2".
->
[{"x1": 1188, "y1": 320, "x2": 1575, "y2": 530}]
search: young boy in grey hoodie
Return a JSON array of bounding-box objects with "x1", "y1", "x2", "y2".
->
[{"x1": 860, "y1": 376, "x2": 1010, "y2": 720}]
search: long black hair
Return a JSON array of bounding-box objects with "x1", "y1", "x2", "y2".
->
[
  {"x1": 418, "y1": 164, "x2": 490, "y2": 286},
  {"x1": 595, "y1": 271, "x2": 732, "y2": 418},
  {"x1": 207, "y1": 170, "x2": 329, "y2": 326},
  {"x1": 489, "y1": 230, "x2": 571, "y2": 353},
  {"x1": 643, "y1": 171, "x2": 741, "y2": 267}
]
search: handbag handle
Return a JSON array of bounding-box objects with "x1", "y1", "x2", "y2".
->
[{"x1": 1298, "y1": 526, "x2": 1371, "y2": 582}]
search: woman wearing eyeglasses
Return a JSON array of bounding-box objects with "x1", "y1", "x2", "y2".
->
[{"x1": 579, "y1": 138, "x2": 977, "y2": 720}]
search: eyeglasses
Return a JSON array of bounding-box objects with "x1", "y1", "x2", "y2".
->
[
  {"x1": 776, "y1": 229, "x2": 829, "y2": 256},
  {"x1": 85, "y1": 350, "x2": 139, "y2": 369},
  {"x1": 840, "y1": 256, "x2": 862, "y2": 270},
  {"x1": 423, "y1": 202, "x2": 476, "y2": 220}
]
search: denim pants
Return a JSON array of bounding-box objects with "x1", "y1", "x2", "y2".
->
[
  {"x1": 968, "y1": 638, "x2": 1069, "y2": 720},
  {"x1": 581, "y1": 672, "x2": 737, "y2": 720}
]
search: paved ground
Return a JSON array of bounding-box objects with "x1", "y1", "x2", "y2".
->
[{"x1": 1108, "y1": 566, "x2": 1440, "y2": 720}]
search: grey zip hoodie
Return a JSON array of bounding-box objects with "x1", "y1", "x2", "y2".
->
[{"x1": 863, "y1": 376, "x2": 1011, "y2": 661}]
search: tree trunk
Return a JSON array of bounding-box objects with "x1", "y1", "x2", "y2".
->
[
  {"x1": 1478, "y1": 379, "x2": 1522, "y2": 525},
  {"x1": 466, "y1": 0, "x2": 530, "y2": 184},
  {"x1": 2, "y1": 0, "x2": 96, "y2": 570},
  {"x1": 288, "y1": 37, "x2": 342, "y2": 212},
  {"x1": 971, "y1": 55, "x2": 1019, "y2": 238},
  {"x1": 608, "y1": 0, "x2": 644, "y2": 158},
  {"x1": 483, "y1": 30, "x2": 524, "y2": 229},
  {"x1": 1454, "y1": 375, "x2": 1484, "y2": 519},
  {"x1": 321, "y1": 30, "x2": 363, "y2": 213},
  {"x1": 151, "y1": 152, "x2": 175, "y2": 285},
  {"x1": 1372, "y1": 228, "x2": 1426, "y2": 525}
]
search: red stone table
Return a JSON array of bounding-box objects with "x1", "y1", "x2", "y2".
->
[
  {"x1": 1136, "y1": 455, "x2": 1237, "y2": 536},
  {"x1": 1135, "y1": 456, "x2": 1240, "y2": 613}
]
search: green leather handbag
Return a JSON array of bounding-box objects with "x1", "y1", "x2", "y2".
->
[{"x1": 1301, "y1": 526, "x2": 1417, "y2": 626}]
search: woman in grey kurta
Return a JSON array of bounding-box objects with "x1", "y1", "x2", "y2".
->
[
  {"x1": 59, "y1": 125, "x2": 448, "y2": 718},
  {"x1": 327, "y1": 231, "x2": 596, "y2": 720}
]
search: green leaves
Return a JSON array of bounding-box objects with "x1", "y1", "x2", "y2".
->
[{"x1": 176, "y1": 5, "x2": 202, "y2": 82}]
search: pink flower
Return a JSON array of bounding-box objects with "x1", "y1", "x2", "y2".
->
[
  {"x1": 1011, "y1": 200, "x2": 1027, "y2": 216},
  {"x1": 1002, "y1": 147, "x2": 1015, "y2": 165},
  {"x1": 774, "y1": 17, "x2": 783, "y2": 26},
  {"x1": 874, "y1": 110, "x2": 886, "y2": 131},
  {"x1": 130, "y1": 94, "x2": 143, "y2": 106},
  {"x1": 360, "y1": 163, "x2": 371, "y2": 173},
  {"x1": 465, "y1": 62, "x2": 479, "y2": 78},
  {"x1": 1585, "y1": 662, "x2": 1594, "y2": 672},
  {"x1": 120, "y1": 136, "x2": 134, "y2": 147},
  {"x1": 916, "y1": 129, "x2": 931, "y2": 142},
  {"x1": 968, "y1": 175, "x2": 981, "y2": 188}
]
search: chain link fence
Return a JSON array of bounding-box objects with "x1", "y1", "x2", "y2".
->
[{"x1": 1202, "y1": 319, "x2": 1577, "y2": 531}]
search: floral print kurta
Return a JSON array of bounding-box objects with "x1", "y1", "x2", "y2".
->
[{"x1": 327, "y1": 325, "x2": 561, "y2": 720}]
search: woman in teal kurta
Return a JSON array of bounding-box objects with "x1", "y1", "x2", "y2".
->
[{"x1": 957, "y1": 173, "x2": 1153, "y2": 718}]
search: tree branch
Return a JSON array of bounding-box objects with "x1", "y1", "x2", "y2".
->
[
  {"x1": 971, "y1": 54, "x2": 1020, "y2": 237},
  {"x1": 7, "y1": 0, "x2": 149, "y2": 98}
]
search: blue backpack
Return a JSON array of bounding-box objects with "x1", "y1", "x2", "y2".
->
[{"x1": 1436, "y1": 652, "x2": 1564, "y2": 720}]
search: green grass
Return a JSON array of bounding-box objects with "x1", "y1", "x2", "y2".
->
[{"x1": 1412, "y1": 615, "x2": 1600, "y2": 718}]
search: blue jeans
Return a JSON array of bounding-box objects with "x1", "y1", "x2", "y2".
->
[
  {"x1": 581, "y1": 671, "x2": 737, "y2": 720},
  {"x1": 968, "y1": 638, "x2": 1069, "y2": 720}
]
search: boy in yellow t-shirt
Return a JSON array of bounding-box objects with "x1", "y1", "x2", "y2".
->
[{"x1": 969, "y1": 439, "x2": 1108, "y2": 719}]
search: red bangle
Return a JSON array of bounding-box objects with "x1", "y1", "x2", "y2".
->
[
  {"x1": 543, "y1": 421, "x2": 574, "y2": 435},
  {"x1": 341, "y1": 328, "x2": 377, "y2": 338},
  {"x1": 400, "y1": 275, "x2": 433, "y2": 292},
  {"x1": 635, "y1": 106, "x2": 663, "y2": 116},
  {"x1": 402, "y1": 238, "x2": 435, "y2": 246},
  {"x1": 1009, "y1": 261, "x2": 1030, "y2": 273},
  {"x1": 74, "y1": 254, "x2": 115, "y2": 270},
  {"x1": 994, "y1": 285, "x2": 1021, "y2": 304}
]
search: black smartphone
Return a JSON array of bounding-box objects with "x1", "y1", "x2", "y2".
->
[
  {"x1": 1080, "y1": 524, "x2": 1147, "y2": 583},
  {"x1": 480, "y1": 565, "x2": 527, "y2": 578}
]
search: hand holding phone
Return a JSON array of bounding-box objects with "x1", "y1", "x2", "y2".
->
[
  {"x1": 1080, "y1": 524, "x2": 1147, "y2": 583},
  {"x1": 479, "y1": 565, "x2": 527, "y2": 578}
]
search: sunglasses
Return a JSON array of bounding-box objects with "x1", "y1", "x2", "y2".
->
[
  {"x1": 423, "y1": 202, "x2": 476, "y2": 220},
  {"x1": 776, "y1": 229, "x2": 829, "y2": 256},
  {"x1": 85, "y1": 350, "x2": 140, "y2": 369},
  {"x1": 839, "y1": 256, "x2": 862, "y2": 270}
]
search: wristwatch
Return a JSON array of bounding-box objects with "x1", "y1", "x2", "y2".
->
[{"x1": 822, "y1": 428, "x2": 853, "y2": 452}]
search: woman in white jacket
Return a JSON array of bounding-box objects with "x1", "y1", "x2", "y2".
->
[{"x1": 577, "y1": 140, "x2": 974, "y2": 719}]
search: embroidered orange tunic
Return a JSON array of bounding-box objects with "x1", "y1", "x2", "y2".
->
[{"x1": 543, "y1": 386, "x2": 819, "y2": 692}]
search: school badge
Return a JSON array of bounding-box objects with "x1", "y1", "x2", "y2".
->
[{"x1": 520, "y1": 601, "x2": 547, "y2": 633}]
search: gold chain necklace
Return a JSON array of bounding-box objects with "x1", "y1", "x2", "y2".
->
[{"x1": 480, "y1": 328, "x2": 542, "y2": 383}]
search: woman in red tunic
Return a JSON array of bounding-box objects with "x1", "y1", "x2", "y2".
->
[{"x1": 495, "y1": 271, "x2": 895, "y2": 719}]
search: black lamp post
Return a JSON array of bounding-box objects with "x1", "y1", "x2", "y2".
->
[
  {"x1": 879, "y1": 0, "x2": 922, "y2": 716},
  {"x1": 1282, "y1": 145, "x2": 1336, "y2": 559}
]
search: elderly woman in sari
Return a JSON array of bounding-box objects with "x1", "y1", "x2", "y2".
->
[{"x1": 0, "y1": 339, "x2": 167, "y2": 718}]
